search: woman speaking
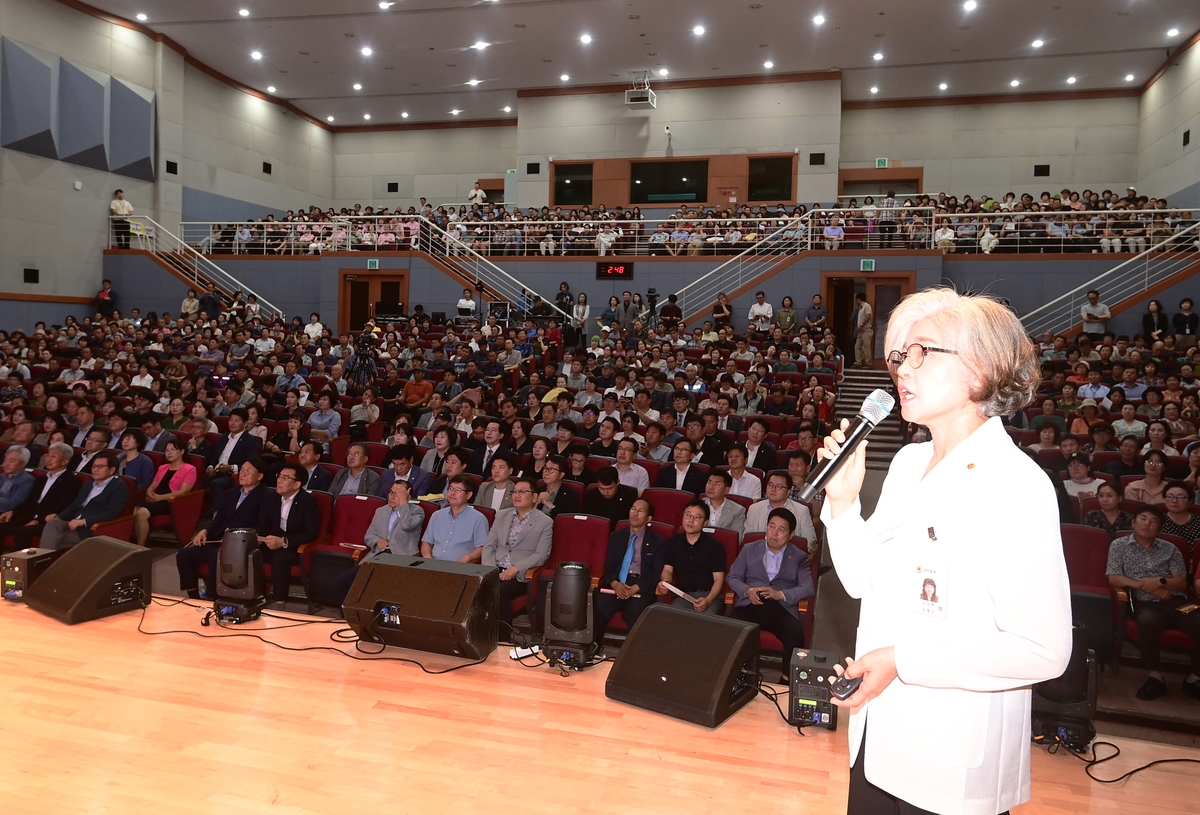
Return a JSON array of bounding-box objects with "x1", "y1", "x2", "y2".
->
[{"x1": 819, "y1": 288, "x2": 1072, "y2": 815}]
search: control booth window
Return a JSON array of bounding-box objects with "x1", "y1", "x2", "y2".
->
[
  {"x1": 630, "y1": 160, "x2": 708, "y2": 204},
  {"x1": 553, "y1": 163, "x2": 593, "y2": 206},
  {"x1": 748, "y1": 156, "x2": 794, "y2": 202}
]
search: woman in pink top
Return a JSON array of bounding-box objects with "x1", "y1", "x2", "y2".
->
[{"x1": 131, "y1": 438, "x2": 198, "y2": 546}]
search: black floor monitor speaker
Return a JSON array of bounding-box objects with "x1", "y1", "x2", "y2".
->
[
  {"x1": 24, "y1": 537, "x2": 153, "y2": 624},
  {"x1": 342, "y1": 554, "x2": 500, "y2": 660},
  {"x1": 2, "y1": 548, "x2": 67, "y2": 601},
  {"x1": 605, "y1": 604, "x2": 760, "y2": 727}
]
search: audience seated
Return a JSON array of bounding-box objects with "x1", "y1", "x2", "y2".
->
[
  {"x1": 335, "y1": 479, "x2": 425, "y2": 604},
  {"x1": 481, "y1": 475, "x2": 553, "y2": 638},
  {"x1": 657, "y1": 500, "x2": 727, "y2": 616},
  {"x1": 176, "y1": 456, "x2": 269, "y2": 598}
]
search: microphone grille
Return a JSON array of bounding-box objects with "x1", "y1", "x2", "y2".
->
[{"x1": 859, "y1": 389, "x2": 896, "y2": 424}]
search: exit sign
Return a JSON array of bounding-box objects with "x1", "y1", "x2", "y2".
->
[
  {"x1": 860, "y1": 259, "x2": 876, "y2": 272},
  {"x1": 367, "y1": 259, "x2": 379, "y2": 270},
  {"x1": 875, "y1": 158, "x2": 889, "y2": 168}
]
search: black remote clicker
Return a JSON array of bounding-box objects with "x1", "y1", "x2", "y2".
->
[{"x1": 830, "y1": 675, "x2": 863, "y2": 700}]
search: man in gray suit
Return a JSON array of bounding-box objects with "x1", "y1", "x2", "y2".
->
[
  {"x1": 330, "y1": 442, "x2": 381, "y2": 497},
  {"x1": 615, "y1": 290, "x2": 637, "y2": 332},
  {"x1": 473, "y1": 451, "x2": 516, "y2": 511},
  {"x1": 334, "y1": 479, "x2": 426, "y2": 604},
  {"x1": 726, "y1": 507, "x2": 814, "y2": 682},
  {"x1": 702, "y1": 470, "x2": 746, "y2": 539},
  {"x1": 482, "y1": 475, "x2": 553, "y2": 637},
  {"x1": 40, "y1": 451, "x2": 130, "y2": 550},
  {"x1": 140, "y1": 414, "x2": 174, "y2": 454}
]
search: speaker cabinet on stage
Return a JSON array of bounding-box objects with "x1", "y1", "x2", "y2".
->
[
  {"x1": 342, "y1": 554, "x2": 500, "y2": 660},
  {"x1": 605, "y1": 604, "x2": 760, "y2": 727},
  {"x1": 24, "y1": 537, "x2": 153, "y2": 625}
]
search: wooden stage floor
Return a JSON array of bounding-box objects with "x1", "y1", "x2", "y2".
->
[{"x1": 0, "y1": 599, "x2": 1197, "y2": 815}]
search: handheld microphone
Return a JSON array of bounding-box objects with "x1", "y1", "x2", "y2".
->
[{"x1": 798, "y1": 389, "x2": 895, "y2": 502}]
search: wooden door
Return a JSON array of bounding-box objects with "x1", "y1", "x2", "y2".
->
[
  {"x1": 339, "y1": 270, "x2": 410, "y2": 333},
  {"x1": 821, "y1": 272, "x2": 916, "y2": 368}
]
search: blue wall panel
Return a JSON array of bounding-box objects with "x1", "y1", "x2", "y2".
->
[
  {"x1": 0, "y1": 37, "x2": 58, "y2": 159},
  {"x1": 57, "y1": 59, "x2": 108, "y2": 171}
]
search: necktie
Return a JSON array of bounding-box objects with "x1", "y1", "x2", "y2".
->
[
  {"x1": 483, "y1": 448, "x2": 494, "y2": 474},
  {"x1": 618, "y1": 533, "x2": 638, "y2": 583}
]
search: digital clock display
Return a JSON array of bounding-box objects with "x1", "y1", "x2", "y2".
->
[{"x1": 596, "y1": 262, "x2": 634, "y2": 280}]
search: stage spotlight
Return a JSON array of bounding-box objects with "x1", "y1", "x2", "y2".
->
[{"x1": 543, "y1": 561, "x2": 596, "y2": 670}]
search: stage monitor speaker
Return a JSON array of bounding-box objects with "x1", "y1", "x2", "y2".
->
[
  {"x1": 605, "y1": 604, "x2": 760, "y2": 727},
  {"x1": 342, "y1": 554, "x2": 500, "y2": 660},
  {"x1": 24, "y1": 537, "x2": 153, "y2": 625}
]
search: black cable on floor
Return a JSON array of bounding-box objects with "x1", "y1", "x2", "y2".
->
[{"x1": 1034, "y1": 735, "x2": 1200, "y2": 783}]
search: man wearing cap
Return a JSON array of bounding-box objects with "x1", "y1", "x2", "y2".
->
[{"x1": 598, "y1": 391, "x2": 622, "y2": 423}]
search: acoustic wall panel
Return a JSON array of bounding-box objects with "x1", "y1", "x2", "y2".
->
[
  {"x1": 109, "y1": 78, "x2": 154, "y2": 181},
  {"x1": 1, "y1": 37, "x2": 59, "y2": 159},
  {"x1": 57, "y1": 59, "x2": 109, "y2": 171}
]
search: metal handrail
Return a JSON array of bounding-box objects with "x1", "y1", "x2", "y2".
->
[
  {"x1": 109, "y1": 215, "x2": 284, "y2": 321},
  {"x1": 1020, "y1": 220, "x2": 1200, "y2": 338}
]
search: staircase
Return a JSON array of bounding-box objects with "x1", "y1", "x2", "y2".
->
[{"x1": 835, "y1": 368, "x2": 904, "y2": 471}]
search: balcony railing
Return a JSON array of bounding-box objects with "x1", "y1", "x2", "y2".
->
[{"x1": 1020, "y1": 219, "x2": 1200, "y2": 338}]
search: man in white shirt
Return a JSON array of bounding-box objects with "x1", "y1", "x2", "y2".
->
[
  {"x1": 110, "y1": 189, "x2": 134, "y2": 248},
  {"x1": 303, "y1": 313, "x2": 325, "y2": 341},
  {"x1": 747, "y1": 291, "x2": 773, "y2": 334},
  {"x1": 726, "y1": 445, "x2": 763, "y2": 500},
  {"x1": 745, "y1": 471, "x2": 816, "y2": 545},
  {"x1": 467, "y1": 182, "x2": 487, "y2": 205},
  {"x1": 1080, "y1": 289, "x2": 1111, "y2": 340},
  {"x1": 258, "y1": 463, "x2": 320, "y2": 606},
  {"x1": 614, "y1": 438, "x2": 650, "y2": 495},
  {"x1": 703, "y1": 470, "x2": 746, "y2": 538},
  {"x1": 474, "y1": 454, "x2": 516, "y2": 511}
]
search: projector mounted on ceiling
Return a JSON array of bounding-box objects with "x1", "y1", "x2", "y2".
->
[{"x1": 625, "y1": 71, "x2": 657, "y2": 109}]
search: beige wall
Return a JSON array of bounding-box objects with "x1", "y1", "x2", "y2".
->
[
  {"x1": 840, "y1": 97, "x2": 1140, "y2": 198},
  {"x1": 1138, "y1": 42, "x2": 1200, "y2": 207},
  {"x1": 515, "y1": 80, "x2": 843, "y2": 209},
  {"x1": 333, "y1": 126, "x2": 516, "y2": 210}
]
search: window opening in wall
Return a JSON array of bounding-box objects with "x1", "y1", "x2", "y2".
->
[
  {"x1": 630, "y1": 160, "x2": 708, "y2": 204},
  {"x1": 809, "y1": 152, "x2": 826, "y2": 166},
  {"x1": 748, "y1": 156, "x2": 794, "y2": 201},
  {"x1": 553, "y1": 163, "x2": 593, "y2": 206}
]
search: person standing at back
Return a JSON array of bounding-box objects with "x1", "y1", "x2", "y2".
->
[
  {"x1": 109, "y1": 190, "x2": 133, "y2": 249},
  {"x1": 854, "y1": 293, "x2": 874, "y2": 369}
]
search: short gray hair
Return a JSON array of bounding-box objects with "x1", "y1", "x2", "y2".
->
[
  {"x1": 49, "y1": 442, "x2": 75, "y2": 461},
  {"x1": 5, "y1": 446, "x2": 31, "y2": 466},
  {"x1": 884, "y1": 287, "x2": 1039, "y2": 418}
]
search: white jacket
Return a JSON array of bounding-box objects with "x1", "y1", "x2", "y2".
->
[{"x1": 822, "y1": 417, "x2": 1071, "y2": 815}]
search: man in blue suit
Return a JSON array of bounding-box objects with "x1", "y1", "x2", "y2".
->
[
  {"x1": 595, "y1": 497, "x2": 667, "y2": 642},
  {"x1": 726, "y1": 507, "x2": 814, "y2": 682},
  {"x1": 297, "y1": 442, "x2": 333, "y2": 492},
  {"x1": 177, "y1": 456, "x2": 270, "y2": 599},
  {"x1": 206, "y1": 407, "x2": 262, "y2": 508},
  {"x1": 376, "y1": 443, "x2": 432, "y2": 499},
  {"x1": 39, "y1": 451, "x2": 130, "y2": 550}
]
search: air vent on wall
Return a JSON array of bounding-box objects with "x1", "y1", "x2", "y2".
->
[{"x1": 1033, "y1": 164, "x2": 1050, "y2": 177}]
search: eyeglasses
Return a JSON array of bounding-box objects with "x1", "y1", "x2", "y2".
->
[
  {"x1": 542, "y1": 466, "x2": 561, "y2": 474},
  {"x1": 512, "y1": 489, "x2": 535, "y2": 496},
  {"x1": 277, "y1": 474, "x2": 297, "y2": 482},
  {"x1": 681, "y1": 512, "x2": 707, "y2": 522},
  {"x1": 766, "y1": 482, "x2": 788, "y2": 490},
  {"x1": 1145, "y1": 459, "x2": 1165, "y2": 466},
  {"x1": 445, "y1": 486, "x2": 468, "y2": 494},
  {"x1": 1166, "y1": 494, "x2": 1189, "y2": 500},
  {"x1": 887, "y1": 343, "x2": 960, "y2": 370}
]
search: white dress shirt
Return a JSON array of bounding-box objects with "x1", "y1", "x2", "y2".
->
[
  {"x1": 279, "y1": 492, "x2": 295, "y2": 531},
  {"x1": 616, "y1": 462, "x2": 650, "y2": 495},
  {"x1": 217, "y1": 431, "x2": 244, "y2": 467},
  {"x1": 821, "y1": 417, "x2": 1071, "y2": 815},
  {"x1": 39, "y1": 469, "x2": 64, "y2": 502},
  {"x1": 729, "y1": 471, "x2": 762, "y2": 500}
]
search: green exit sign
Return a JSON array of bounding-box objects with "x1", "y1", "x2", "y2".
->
[
  {"x1": 875, "y1": 158, "x2": 889, "y2": 169},
  {"x1": 367, "y1": 259, "x2": 379, "y2": 270},
  {"x1": 860, "y1": 259, "x2": 876, "y2": 272}
]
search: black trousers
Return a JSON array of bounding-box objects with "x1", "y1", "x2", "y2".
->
[
  {"x1": 0, "y1": 520, "x2": 44, "y2": 550},
  {"x1": 595, "y1": 589, "x2": 656, "y2": 642},
  {"x1": 261, "y1": 545, "x2": 301, "y2": 603},
  {"x1": 176, "y1": 543, "x2": 220, "y2": 595},
  {"x1": 497, "y1": 578, "x2": 528, "y2": 639},
  {"x1": 1134, "y1": 599, "x2": 1200, "y2": 671},
  {"x1": 849, "y1": 727, "x2": 1009, "y2": 815},
  {"x1": 731, "y1": 600, "x2": 805, "y2": 678}
]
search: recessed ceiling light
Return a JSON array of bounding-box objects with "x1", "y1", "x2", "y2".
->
[
  {"x1": 580, "y1": 34, "x2": 592, "y2": 44},
  {"x1": 1010, "y1": 79, "x2": 1020, "y2": 87},
  {"x1": 870, "y1": 86, "x2": 878, "y2": 94},
  {"x1": 1032, "y1": 39, "x2": 1043, "y2": 48},
  {"x1": 503, "y1": 106, "x2": 512, "y2": 112},
  {"x1": 401, "y1": 112, "x2": 409, "y2": 118},
  {"x1": 364, "y1": 114, "x2": 371, "y2": 120},
  {"x1": 361, "y1": 47, "x2": 373, "y2": 56},
  {"x1": 239, "y1": 9, "x2": 249, "y2": 17},
  {"x1": 693, "y1": 25, "x2": 705, "y2": 35},
  {"x1": 939, "y1": 82, "x2": 948, "y2": 90},
  {"x1": 466, "y1": 79, "x2": 481, "y2": 86},
  {"x1": 353, "y1": 83, "x2": 362, "y2": 90},
  {"x1": 136, "y1": 13, "x2": 147, "y2": 21},
  {"x1": 873, "y1": 52, "x2": 883, "y2": 60},
  {"x1": 450, "y1": 109, "x2": 461, "y2": 115},
  {"x1": 1125, "y1": 73, "x2": 1135, "y2": 82},
  {"x1": 471, "y1": 41, "x2": 490, "y2": 50},
  {"x1": 267, "y1": 86, "x2": 276, "y2": 93},
  {"x1": 327, "y1": 116, "x2": 334, "y2": 122},
  {"x1": 659, "y1": 68, "x2": 669, "y2": 76},
  {"x1": 560, "y1": 74, "x2": 570, "y2": 80},
  {"x1": 963, "y1": 0, "x2": 976, "y2": 10},
  {"x1": 251, "y1": 51, "x2": 262, "y2": 60},
  {"x1": 763, "y1": 61, "x2": 774, "y2": 68},
  {"x1": 1168, "y1": 28, "x2": 1179, "y2": 37},
  {"x1": 1066, "y1": 76, "x2": 1076, "y2": 84},
  {"x1": 813, "y1": 15, "x2": 825, "y2": 25},
  {"x1": 379, "y1": 1, "x2": 394, "y2": 8}
]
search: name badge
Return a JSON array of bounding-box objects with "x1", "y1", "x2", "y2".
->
[{"x1": 913, "y1": 564, "x2": 947, "y2": 620}]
